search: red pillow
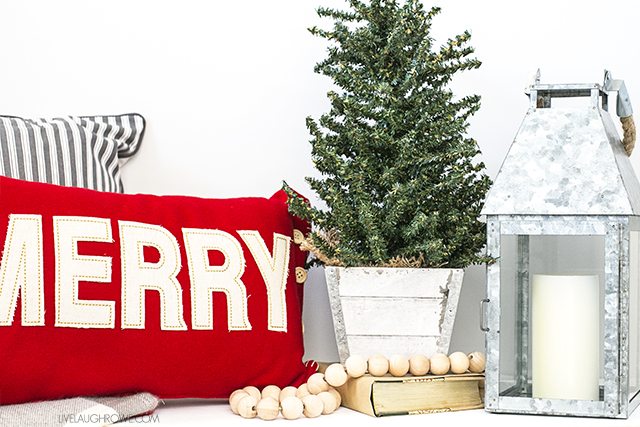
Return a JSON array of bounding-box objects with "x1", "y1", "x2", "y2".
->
[{"x1": 0, "y1": 175, "x2": 315, "y2": 404}]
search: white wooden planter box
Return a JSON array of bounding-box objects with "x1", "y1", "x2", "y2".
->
[{"x1": 325, "y1": 266, "x2": 463, "y2": 363}]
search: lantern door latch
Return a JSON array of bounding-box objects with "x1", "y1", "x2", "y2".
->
[{"x1": 480, "y1": 298, "x2": 490, "y2": 332}]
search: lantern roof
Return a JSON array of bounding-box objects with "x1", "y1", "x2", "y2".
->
[{"x1": 482, "y1": 78, "x2": 640, "y2": 216}]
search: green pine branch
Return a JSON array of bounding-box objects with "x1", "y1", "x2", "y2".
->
[{"x1": 289, "y1": 0, "x2": 492, "y2": 268}]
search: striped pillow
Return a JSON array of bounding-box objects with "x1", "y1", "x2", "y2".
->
[{"x1": 0, "y1": 114, "x2": 145, "y2": 193}]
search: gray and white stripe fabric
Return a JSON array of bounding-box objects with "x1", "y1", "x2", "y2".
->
[
  {"x1": 0, "y1": 114, "x2": 145, "y2": 193},
  {"x1": 0, "y1": 392, "x2": 159, "y2": 427},
  {"x1": 0, "y1": 114, "x2": 151, "y2": 425}
]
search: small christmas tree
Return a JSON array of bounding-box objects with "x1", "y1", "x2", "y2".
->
[{"x1": 288, "y1": 0, "x2": 491, "y2": 268}]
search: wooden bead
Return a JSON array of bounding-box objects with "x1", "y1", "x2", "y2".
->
[
  {"x1": 318, "y1": 391, "x2": 339, "y2": 414},
  {"x1": 324, "y1": 363, "x2": 348, "y2": 387},
  {"x1": 327, "y1": 387, "x2": 342, "y2": 406},
  {"x1": 302, "y1": 394, "x2": 323, "y2": 418},
  {"x1": 279, "y1": 386, "x2": 298, "y2": 402},
  {"x1": 307, "y1": 373, "x2": 329, "y2": 394},
  {"x1": 367, "y1": 355, "x2": 389, "y2": 376},
  {"x1": 261, "y1": 385, "x2": 281, "y2": 401},
  {"x1": 242, "y1": 386, "x2": 261, "y2": 401},
  {"x1": 237, "y1": 395, "x2": 258, "y2": 419},
  {"x1": 256, "y1": 397, "x2": 280, "y2": 421},
  {"x1": 229, "y1": 389, "x2": 246, "y2": 401},
  {"x1": 295, "y1": 383, "x2": 311, "y2": 399},
  {"x1": 409, "y1": 354, "x2": 430, "y2": 376},
  {"x1": 468, "y1": 351, "x2": 486, "y2": 373},
  {"x1": 281, "y1": 396, "x2": 304, "y2": 420},
  {"x1": 429, "y1": 353, "x2": 450, "y2": 375},
  {"x1": 345, "y1": 355, "x2": 367, "y2": 378},
  {"x1": 388, "y1": 354, "x2": 410, "y2": 377},
  {"x1": 229, "y1": 390, "x2": 248, "y2": 414},
  {"x1": 449, "y1": 351, "x2": 470, "y2": 374}
]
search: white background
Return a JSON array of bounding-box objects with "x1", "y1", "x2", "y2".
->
[{"x1": 2, "y1": 0, "x2": 640, "y2": 420}]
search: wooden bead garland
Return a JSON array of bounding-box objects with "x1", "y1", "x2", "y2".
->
[
  {"x1": 228, "y1": 351, "x2": 486, "y2": 420},
  {"x1": 229, "y1": 380, "x2": 339, "y2": 420},
  {"x1": 324, "y1": 363, "x2": 348, "y2": 387},
  {"x1": 468, "y1": 351, "x2": 486, "y2": 373},
  {"x1": 295, "y1": 383, "x2": 311, "y2": 399},
  {"x1": 261, "y1": 385, "x2": 281, "y2": 401},
  {"x1": 281, "y1": 396, "x2": 304, "y2": 420},
  {"x1": 449, "y1": 351, "x2": 470, "y2": 374},
  {"x1": 256, "y1": 397, "x2": 279, "y2": 421},
  {"x1": 301, "y1": 394, "x2": 323, "y2": 418},
  {"x1": 307, "y1": 372, "x2": 330, "y2": 394},
  {"x1": 237, "y1": 395, "x2": 258, "y2": 419},
  {"x1": 344, "y1": 355, "x2": 367, "y2": 378},
  {"x1": 388, "y1": 354, "x2": 410, "y2": 377},
  {"x1": 409, "y1": 354, "x2": 430, "y2": 376},
  {"x1": 317, "y1": 391, "x2": 339, "y2": 415},
  {"x1": 279, "y1": 386, "x2": 298, "y2": 401},
  {"x1": 327, "y1": 387, "x2": 342, "y2": 406},
  {"x1": 229, "y1": 390, "x2": 248, "y2": 415},
  {"x1": 429, "y1": 353, "x2": 451, "y2": 375},
  {"x1": 242, "y1": 386, "x2": 261, "y2": 401},
  {"x1": 367, "y1": 354, "x2": 389, "y2": 376}
]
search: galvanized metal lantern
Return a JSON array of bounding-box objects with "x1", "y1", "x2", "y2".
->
[{"x1": 481, "y1": 71, "x2": 640, "y2": 418}]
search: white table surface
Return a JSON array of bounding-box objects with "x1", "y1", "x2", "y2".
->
[{"x1": 119, "y1": 399, "x2": 640, "y2": 427}]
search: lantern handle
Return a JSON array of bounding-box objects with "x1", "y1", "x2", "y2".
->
[
  {"x1": 603, "y1": 70, "x2": 635, "y2": 156},
  {"x1": 480, "y1": 298, "x2": 490, "y2": 332}
]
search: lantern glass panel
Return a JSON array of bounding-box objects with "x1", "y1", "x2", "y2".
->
[
  {"x1": 498, "y1": 234, "x2": 520, "y2": 396},
  {"x1": 499, "y1": 233, "x2": 605, "y2": 401},
  {"x1": 629, "y1": 230, "x2": 640, "y2": 402}
]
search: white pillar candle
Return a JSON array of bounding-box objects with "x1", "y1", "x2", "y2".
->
[{"x1": 532, "y1": 274, "x2": 600, "y2": 400}]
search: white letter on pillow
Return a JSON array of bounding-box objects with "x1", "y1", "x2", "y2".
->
[
  {"x1": 238, "y1": 231, "x2": 291, "y2": 332},
  {"x1": 0, "y1": 214, "x2": 44, "y2": 326},
  {"x1": 119, "y1": 221, "x2": 187, "y2": 330},
  {"x1": 182, "y1": 229, "x2": 251, "y2": 331},
  {"x1": 54, "y1": 216, "x2": 114, "y2": 329}
]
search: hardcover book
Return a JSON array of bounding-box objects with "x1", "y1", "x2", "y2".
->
[{"x1": 337, "y1": 372, "x2": 484, "y2": 417}]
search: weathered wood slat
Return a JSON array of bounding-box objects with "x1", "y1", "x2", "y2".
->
[
  {"x1": 336, "y1": 268, "x2": 451, "y2": 297},
  {"x1": 341, "y1": 297, "x2": 442, "y2": 336}
]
